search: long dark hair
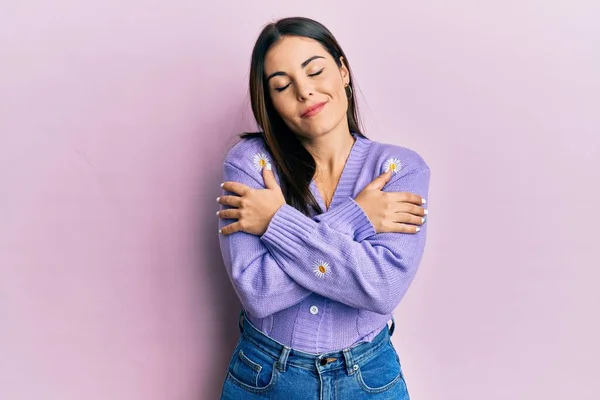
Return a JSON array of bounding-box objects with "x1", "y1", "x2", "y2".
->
[{"x1": 241, "y1": 17, "x2": 366, "y2": 216}]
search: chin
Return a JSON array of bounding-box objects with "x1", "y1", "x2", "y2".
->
[{"x1": 296, "y1": 116, "x2": 346, "y2": 138}]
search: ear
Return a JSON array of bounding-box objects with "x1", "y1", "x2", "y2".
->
[{"x1": 339, "y1": 56, "x2": 350, "y2": 86}]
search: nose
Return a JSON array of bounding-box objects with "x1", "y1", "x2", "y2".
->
[{"x1": 295, "y1": 77, "x2": 314, "y2": 101}]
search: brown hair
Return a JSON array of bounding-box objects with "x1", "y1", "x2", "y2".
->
[{"x1": 242, "y1": 17, "x2": 366, "y2": 215}]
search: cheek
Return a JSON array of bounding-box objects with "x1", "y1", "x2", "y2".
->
[
  {"x1": 330, "y1": 84, "x2": 348, "y2": 113},
  {"x1": 322, "y1": 78, "x2": 345, "y2": 107},
  {"x1": 271, "y1": 95, "x2": 297, "y2": 121}
]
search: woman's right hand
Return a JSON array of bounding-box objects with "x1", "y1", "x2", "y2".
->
[{"x1": 354, "y1": 170, "x2": 427, "y2": 234}]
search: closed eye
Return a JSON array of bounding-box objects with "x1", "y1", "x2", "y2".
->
[
  {"x1": 274, "y1": 83, "x2": 291, "y2": 92},
  {"x1": 274, "y1": 68, "x2": 325, "y2": 92}
]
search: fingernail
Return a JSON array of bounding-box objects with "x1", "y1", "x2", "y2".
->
[
  {"x1": 218, "y1": 229, "x2": 222, "y2": 234},
  {"x1": 216, "y1": 197, "x2": 220, "y2": 202},
  {"x1": 424, "y1": 209, "x2": 428, "y2": 215},
  {"x1": 416, "y1": 227, "x2": 421, "y2": 232},
  {"x1": 422, "y1": 217, "x2": 426, "y2": 224},
  {"x1": 422, "y1": 198, "x2": 427, "y2": 204},
  {"x1": 216, "y1": 211, "x2": 219, "y2": 216},
  {"x1": 220, "y1": 183, "x2": 224, "y2": 188},
  {"x1": 266, "y1": 163, "x2": 272, "y2": 171}
]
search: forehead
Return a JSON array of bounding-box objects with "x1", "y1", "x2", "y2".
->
[{"x1": 264, "y1": 36, "x2": 330, "y2": 73}]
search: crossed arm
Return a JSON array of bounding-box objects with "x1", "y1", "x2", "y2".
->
[{"x1": 218, "y1": 161, "x2": 429, "y2": 318}]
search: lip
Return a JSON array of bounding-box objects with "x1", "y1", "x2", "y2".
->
[{"x1": 301, "y1": 101, "x2": 327, "y2": 118}]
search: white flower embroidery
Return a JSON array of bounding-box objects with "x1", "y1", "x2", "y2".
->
[
  {"x1": 384, "y1": 157, "x2": 402, "y2": 174},
  {"x1": 313, "y1": 260, "x2": 330, "y2": 278},
  {"x1": 252, "y1": 152, "x2": 270, "y2": 171}
]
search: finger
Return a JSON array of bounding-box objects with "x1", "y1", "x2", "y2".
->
[
  {"x1": 216, "y1": 209, "x2": 241, "y2": 220},
  {"x1": 217, "y1": 195, "x2": 242, "y2": 208},
  {"x1": 392, "y1": 212, "x2": 426, "y2": 226},
  {"x1": 366, "y1": 169, "x2": 393, "y2": 191},
  {"x1": 221, "y1": 181, "x2": 251, "y2": 196},
  {"x1": 382, "y1": 222, "x2": 422, "y2": 234},
  {"x1": 388, "y1": 192, "x2": 426, "y2": 205},
  {"x1": 219, "y1": 221, "x2": 243, "y2": 235},
  {"x1": 395, "y1": 223, "x2": 422, "y2": 234},
  {"x1": 261, "y1": 163, "x2": 280, "y2": 191},
  {"x1": 393, "y1": 203, "x2": 428, "y2": 217}
]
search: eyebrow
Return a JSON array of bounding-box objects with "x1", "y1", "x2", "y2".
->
[{"x1": 266, "y1": 55, "x2": 325, "y2": 82}]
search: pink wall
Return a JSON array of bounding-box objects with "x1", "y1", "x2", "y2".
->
[{"x1": 1, "y1": 1, "x2": 598, "y2": 399}]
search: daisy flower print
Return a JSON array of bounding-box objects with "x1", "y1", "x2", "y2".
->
[
  {"x1": 384, "y1": 157, "x2": 402, "y2": 174},
  {"x1": 313, "y1": 260, "x2": 330, "y2": 278},
  {"x1": 252, "y1": 152, "x2": 270, "y2": 171}
]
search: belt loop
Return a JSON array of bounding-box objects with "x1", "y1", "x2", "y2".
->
[
  {"x1": 342, "y1": 348, "x2": 357, "y2": 376},
  {"x1": 388, "y1": 317, "x2": 396, "y2": 337},
  {"x1": 238, "y1": 310, "x2": 245, "y2": 334},
  {"x1": 275, "y1": 346, "x2": 291, "y2": 372}
]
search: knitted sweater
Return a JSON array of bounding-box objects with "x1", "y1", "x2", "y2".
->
[{"x1": 218, "y1": 133, "x2": 430, "y2": 353}]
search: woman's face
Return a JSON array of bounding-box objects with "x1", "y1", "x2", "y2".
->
[{"x1": 264, "y1": 36, "x2": 350, "y2": 139}]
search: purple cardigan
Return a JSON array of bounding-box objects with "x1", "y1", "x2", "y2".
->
[{"x1": 218, "y1": 134, "x2": 430, "y2": 353}]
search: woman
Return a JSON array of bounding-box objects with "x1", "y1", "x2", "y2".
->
[{"x1": 216, "y1": 16, "x2": 429, "y2": 399}]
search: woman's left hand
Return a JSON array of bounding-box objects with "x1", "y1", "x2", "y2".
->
[{"x1": 217, "y1": 165, "x2": 286, "y2": 236}]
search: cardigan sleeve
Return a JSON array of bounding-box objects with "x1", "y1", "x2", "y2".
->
[
  {"x1": 218, "y1": 162, "x2": 312, "y2": 319},
  {"x1": 218, "y1": 160, "x2": 381, "y2": 318},
  {"x1": 219, "y1": 149, "x2": 430, "y2": 316},
  {"x1": 260, "y1": 166, "x2": 430, "y2": 315}
]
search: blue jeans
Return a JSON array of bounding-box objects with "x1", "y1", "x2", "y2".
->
[{"x1": 219, "y1": 310, "x2": 410, "y2": 399}]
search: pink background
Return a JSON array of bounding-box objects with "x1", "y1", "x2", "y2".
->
[{"x1": 1, "y1": 1, "x2": 599, "y2": 399}]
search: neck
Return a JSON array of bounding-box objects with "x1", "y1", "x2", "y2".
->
[{"x1": 300, "y1": 125, "x2": 356, "y2": 175}]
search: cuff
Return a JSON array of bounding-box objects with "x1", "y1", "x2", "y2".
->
[{"x1": 260, "y1": 204, "x2": 318, "y2": 258}]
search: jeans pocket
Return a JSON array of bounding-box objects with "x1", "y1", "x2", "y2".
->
[
  {"x1": 226, "y1": 340, "x2": 279, "y2": 394},
  {"x1": 355, "y1": 340, "x2": 406, "y2": 394},
  {"x1": 233, "y1": 350, "x2": 261, "y2": 386}
]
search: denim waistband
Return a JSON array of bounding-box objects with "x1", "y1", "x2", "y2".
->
[{"x1": 236, "y1": 310, "x2": 395, "y2": 375}]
